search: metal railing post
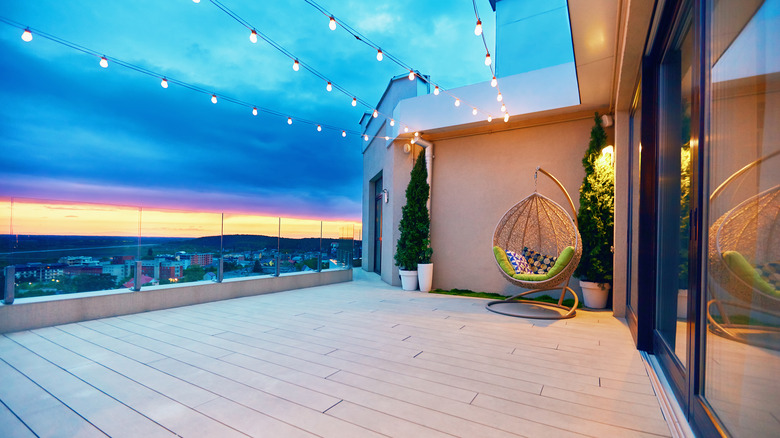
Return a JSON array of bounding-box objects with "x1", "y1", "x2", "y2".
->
[
  {"x1": 133, "y1": 261, "x2": 142, "y2": 291},
  {"x1": 217, "y1": 258, "x2": 224, "y2": 283},
  {"x1": 3, "y1": 265, "x2": 15, "y2": 304},
  {"x1": 274, "y1": 255, "x2": 280, "y2": 277}
]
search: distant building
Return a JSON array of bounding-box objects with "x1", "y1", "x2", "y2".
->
[
  {"x1": 64, "y1": 266, "x2": 102, "y2": 276},
  {"x1": 182, "y1": 253, "x2": 213, "y2": 266},
  {"x1": 14, "y1": 263, "x2": 67, "y2": 281},
  {"x1": 59, "y1": 256, "x2": 99, "y2": 266}
]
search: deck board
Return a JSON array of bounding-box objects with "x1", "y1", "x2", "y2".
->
[{"x1": 0, "y1": 270, "x2": 671, "y2": 437}]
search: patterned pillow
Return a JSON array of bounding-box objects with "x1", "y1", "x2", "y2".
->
[
  {"x1": 505, "y1": 250, "x2": 531, "y2": 274},
  {"x1": 522, "y1": 247, "x2": 558, "y2": 275},
  {"x1": 755, "y1": 261, "x2": 780, "y2": 292}
]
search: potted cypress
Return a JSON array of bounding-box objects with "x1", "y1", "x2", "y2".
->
[
  {"x1": 575, "y1": 113, "x2": 615, "y2": 308},
  {"x1": 395, "y1": 150, "x2": 432, "y2": 291}
]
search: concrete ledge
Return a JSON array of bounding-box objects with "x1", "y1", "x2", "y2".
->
[{"x1": 0, "y1": 269, "x2": 352, "y2": 334}]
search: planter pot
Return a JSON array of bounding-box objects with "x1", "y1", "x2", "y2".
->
[
  {"x1": 417, "y1": 263, "x2": 433, "y2": 292},
  {"x1": 677, "y1": 289, "x2": 688, "y2": 319},
  {"x1": 579, "y1": 280, "x2": 610, "y2": 309},
  {"x1": 399, "y1": 269, "x2": 418, "y2": 291}
]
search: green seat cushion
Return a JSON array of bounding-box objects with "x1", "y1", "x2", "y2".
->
[
  {"x1": 723, "y1": 251, "x2": 778, "y2": 298},
  {"x1": 546, "y1": 246, "x2": 575, "y2": 277},
  {"x1": 512, "y1": 273, "x2": 550, "y2": 281},
  {"x1": 493, "y1": 246, "x2": 516, "y2": 276}
]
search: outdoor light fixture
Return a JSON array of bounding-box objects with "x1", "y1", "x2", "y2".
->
[
  {"x1": 317, "y1": 125, "x2": 322, "y2": 131},
  {"x1": 342, "y1": 130, "x2": 346, "y2": 137},
  {"x1": 211, "y1": 94, "x2": 217, "y2": 104},
  {"x1": 384, "y1": 136, "x2": 389, "y2": 140},
  {"x1": 390, "y1": 119, "x2": 395, "y2": 126},
  {"x1": 373, "y1": 109, "x2": 378, "y2": 118},
  {"x1": 326, "y1": 81, "x2": 332, "y2": 92},
  {"x1": 414, "y1": 131, "x2": 419, "y2": 137},
  {"x1": 434, "y1": 85, "x2": 440, "y2": 95},
  {"x1": 408, "y1": 70, "x2": 415, "y2": 80},
  {"x1": 454, "y1": 98, "x2": 460, "y2": 107},
  {"x1": 474, "y1": 19, "x2": 482, "y2": 36},
  {"x1": 21, "y1": 29, "x2": 32, "y2": 42},
  {"x1": 329, "y1": 16, "x2": 336, "y2": 30},
  {"x1": 472, "y1": 108, "x2": 478, "y2": 115},
  {"x1": 487, "y1": 115, "x2": 493, "y2": 122},
  {"x1": 351, "y1": 97, "x2": 357, "y2": 107},
  {"x1": 99, "y1": 57, "x2": 108, "y2": 68},
  {"x1": 403, "y1": 143, "x2": 411, "y2": 153},
  {"x1": 484, "y1": 53, "x2": 491, "y2": 66},
  {"x1": 160, "y1": 78, "x2": 168, "y2": 88},
  {"x1": 376, "y1": 49, "x2": 383, "y2": 61},
  {"x1": 504, "y1": 113, "x2": 510, "y2": 122},
  {"x1": 491, "y1": 76, "x2": 497, "y2": 87},
  {"x1": 501, "y1": 103, "x2": 506, "y2": 112},
  {"x1": 601, "y1": 114, "x2": 613, "y2": 127},
  {"x1": 382, "y1": 189, "x2": 389, "y2": 203},
  {"x1": 364, "y1": 135, "x2": 369, "y2": 141},
  {"x1": 287, "y1": 117, "x2": 292, "y2": 124},
  {"x1": 293, "y1": 59, "x2": 299, "y2": 71},
  {"x1": 192, "y1": 0, "x2": 200, "y2": 3},
  {"x1": 250, "y1": 30, "x2": 258, "y2": 43},
  {"x1": 252, "y1": 107, "x2": 258, "y2": 116},
  {"x1": 497, "y1": 92, "x2": 503, "y2": 102}
]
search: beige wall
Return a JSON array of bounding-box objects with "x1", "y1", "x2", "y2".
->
[{"x1": 426, "y1": 113, "x2": 604, "y2": 295}]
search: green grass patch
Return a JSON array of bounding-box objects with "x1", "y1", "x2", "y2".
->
[{"x1": 430, "y1": 288, "x2": 583, "y2": 308}]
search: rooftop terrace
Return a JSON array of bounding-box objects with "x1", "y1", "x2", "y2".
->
[{"x1": 0, "y1": 270, "x2": 672, "y2": 437}]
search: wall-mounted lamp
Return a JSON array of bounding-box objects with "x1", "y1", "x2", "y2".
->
[
  {"x1": 601, "y1": 114, "x2": 613, "y2": 127},
  {"x1": 403, "y1": 143, "x2": 412, "y2": 153},
  {"x1": 382, "y1": 189, "x2": 389, "y2": 203}
]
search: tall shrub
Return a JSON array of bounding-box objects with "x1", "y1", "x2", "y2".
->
[
  {"x1": 395, "y1": 150, "x2": 431, "y2": 270},
  {"x1": 575, "y1": 113, "x2": 615, "y2": 284}
]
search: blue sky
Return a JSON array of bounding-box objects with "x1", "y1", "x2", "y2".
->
[{"x1": 0, "y1": 0, "x2": 496, "y2": 221}]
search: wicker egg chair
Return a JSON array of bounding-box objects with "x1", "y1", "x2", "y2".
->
[
  {"x1": 486, "y1": 168, "x2": 582, "y2": 319},
  {"x1": 707, "y1": 151, "x2": 780, "y2": 349}
]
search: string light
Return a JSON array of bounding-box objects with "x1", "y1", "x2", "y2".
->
[
  {"x1": 474, "y1": 19, "x2": 482, "y2": 36},
  {"x1": 472, "y1": 108, "x2": 478, "y2": 115},
  {"x1": 192, "y1": 0, "x2": 200, "y2": 3},
  {"x1": 501, "y1": 103, "x2": 506, "y2": 113},
  {"x1": 351, "y1": 97, "x2": 357, "y2": 107},
  {"x1": 372, "y1": 109, "x2": 378, "y2": 118},
  {"x1": 250, "y1": 30, "x2": 258, "y2": 43},
  {"x1": 404, "y1": 127, "x2": 409, "y2": 133},
  {"x1": 288, "y1": 117, "x2": 293, "y2": 125},
  {"x1": 390, "y1": 119, "x2": 395, "y2": 126},
  {"x1": 414, "y1": 132, "x2": 419, "y2": 137},
  {"x1": 326, "y1": 81, "x2": 332, "y2": 92},
  {"x1": 99, "y1": 56, "x2": 108, "y2": 68},
  {"x1": 342, "y1": 130, "x2": 346, "y2": 137},
  {"x1": 434, "y1": 85, "x2": 439, "y2": 95},
  {"x1": 385, "y1": 136, "x2": 390, "y2": 140},
  {"x1": 497, "y1": 93, "x2": 503, "y2": 102},
  {"x1": 484, "y1": 53, "x2": 491, "y2": 66},
  {"x1": 364, "y1": 135, "x2": 369, "y2": 141},
  {"x1": 160, "y1": 78, "x2": 168, "y2": 88},
  {"x1": 491, "y1": 76, "x2": 497, "y2": 87},
  {"x1": 329, "y1": 16, "x2": 336, "y2": 30},
  {"x1": 504, "y1": 113, "x2": 510, "y2": 122},
  {"x1": 317, "y1": 124, "x2": 322, "y2": 131},
  {"x1": 376, "y1": 49, "x2": 383, "y2": 61},
  {"x1": 454, "y1": 98, "x2": 460, "y2": 107},
  {"x1": 211, "y1": 94, "x2": 218, "y2": 104},
  {"x1": 408, "y1": 70, "x2": 414, "y2": 81},
  {"x1": 292, "y1": 59, "x2": 299, "y2": 71},
  {"x1": 21, "y1": 28, "x2": 32, "y2": 42},
  {"x1": 488, "y1": 115, "x2": 493, "y2": 122},
  {"x1": 252, "y1": 107, "x2": 258, "y2": 116}
]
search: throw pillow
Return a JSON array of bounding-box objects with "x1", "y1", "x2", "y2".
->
[
  {"x1": 522, "y1": 247, "x2": 558, "y2": 275},
  {"x1": 506, "y1": 250, "x2": 531, "y2": 274}
]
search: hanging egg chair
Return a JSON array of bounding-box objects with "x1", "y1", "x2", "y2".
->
[
  {"x1": 487, "y1": 167, "x2": 582, "y2": 319},
  {"x1": 707, "y1": 151, "x2": 780, "y2": 349}
]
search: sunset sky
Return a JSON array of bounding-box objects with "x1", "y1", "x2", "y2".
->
[{"x1": 0, "y1": 0, "x2": 497, "y2": 228}]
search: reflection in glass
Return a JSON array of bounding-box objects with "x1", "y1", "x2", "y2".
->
[
  {"x1": 705, "y1": 0, "x2": 780, "y2": 436},
  {"x1": 628, "y1": 89, "x2": 642, "y2": 313}
]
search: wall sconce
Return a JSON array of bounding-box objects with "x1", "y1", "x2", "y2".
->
[
  {"x1": 382, "y1": 189, "x2": 389, "y2": 203},
  {"x1": 403, "y1": 143, "x2": 412, "y2": 154},
  {"x1": 601, "y1": 114, "x2": 613, "y2": 127}
]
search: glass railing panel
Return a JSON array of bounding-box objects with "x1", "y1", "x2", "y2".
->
[
  {"x1": 3, "y1": 198, "x2": 140, "y2": 298},
  {"x1": 221, "y1": 213, "x2": 280, "y2": 279},
  {"x1": 279, "y1": 218, "x2": 325, "y2": 274},
  {"x1": 139, "y1": 207, "x2": 222, "y2": 286},
  {"x1": 322, "y1": 221, "x2": 360, "y2": 269}
]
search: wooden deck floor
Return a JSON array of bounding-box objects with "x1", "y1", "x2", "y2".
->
[{"x1": 0, "y1": 270, "x2": 671, "y2": 437}]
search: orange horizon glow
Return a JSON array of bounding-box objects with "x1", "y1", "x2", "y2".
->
[{"x1": 1, "y1": 199, "x2": 361, "y2": 240}]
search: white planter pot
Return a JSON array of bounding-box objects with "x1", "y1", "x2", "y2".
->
[
  {"x1": 579, "y1": 280, "x2": 610, "y2": 309},
  {"x1": 677, "y1": 289, "x2": 688, "y2": 319},
  {"x1": 417, "y1": 263, "x2": 433, "y2": 292},
  {"x1": 399, "y1": 269, "x2": 418, "y2": 291}
]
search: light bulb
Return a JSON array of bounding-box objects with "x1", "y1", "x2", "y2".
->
[
  {"x1": 21, "y1": 29, "x2": 32, "y2": 42},
  {"x1": 491, "y1": 76, "x2": 497, "y2": 87},
  {"x1": 160, "y1": 78, "x2": 168, "y2": 88},
  {"x1": 329, "y1": 16, "x2": 336, "y2": 30},
  {"x1": 192, "y1": 0, "x2": 200, "y2": 3},
  {"x1": 488, "y1": 115, "x2": 493, "y2": 122},
  {"x1": 501, "y1": 103, "x2": 506, "y2": 112},
  {"x1": 372, "y1": 109, "x2": 378, "y2": 118},
  {"x1": 376, "y1": 49, "x2": 383, "y2": 61},
  {"x1": 211, "y1": 94, "x2": 217, "y2": 104},
  {"x1": 504, "y1": 113, "x2": 509, "y2": 122},
  {"x1": 99, "y1": 57, "x2": 108, "y2": 68},
  {"x1": 484, "y1": 53, "x2": 491, "y2": 66},
  {"x1": 252, "y1": 107, "x2": 258, "y2": 116},
  {"x1": 472, "y1": 108, "x2": 478, "y2": 115},
  {"x1": 390, "y1": 119, "x2": 395, "y2": 126},
  {"x1": 497, "y1": 93, "x2": 503, "y2": 102},
  {"x1": 250, "y1": 30, "x2": 258, "y2": 43},
  {"x1": 342, "y1": 131, "x2": 346, "y2": 137},
  {"x1": 385, "y1": 136, "x2": 390, "y2": 140},
  {"x1": 454, "y1": 98, "x2": 460, "y2": 107},
  {"x1": 434, "y1": 85, "x2": 439, "y2": 96},
  {"x1": 404, "y1": 126, "x2": 409, "y2": 133},
  {"x1": 317, "y1": 125, "x2": 322, "y2": 132},
  {"x1": 351, "y1": 97, "x2": 357, "y2": 107},
  {"x1": 414, "y1": 131, "x2": 419, "y2": 137},
  {"x1": 287, "y1": 117, "x2": 292, "y2": 125},
  {"x1": 364, "y1": 135, "x2": 369, "y2": 141},
  {"x1": 408, "y1": 70, "x2": 414, "y2": 81},
  {"x1": 474, "y1": 19, "x2": 482, "y2": 36},
  {"x1": 293, "y1": 60, "x2": 299, "y2": 71},
  {"x1": 326, "y1": 82, "x2": 332, "y2": 92}
]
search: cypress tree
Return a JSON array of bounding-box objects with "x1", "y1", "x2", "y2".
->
[
  {"x1": 574, "y1": 113, "x2": 614, "y2": 283},
  {"x1": 395, "y1": 150, "x2": 431, "y2": 270}
]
